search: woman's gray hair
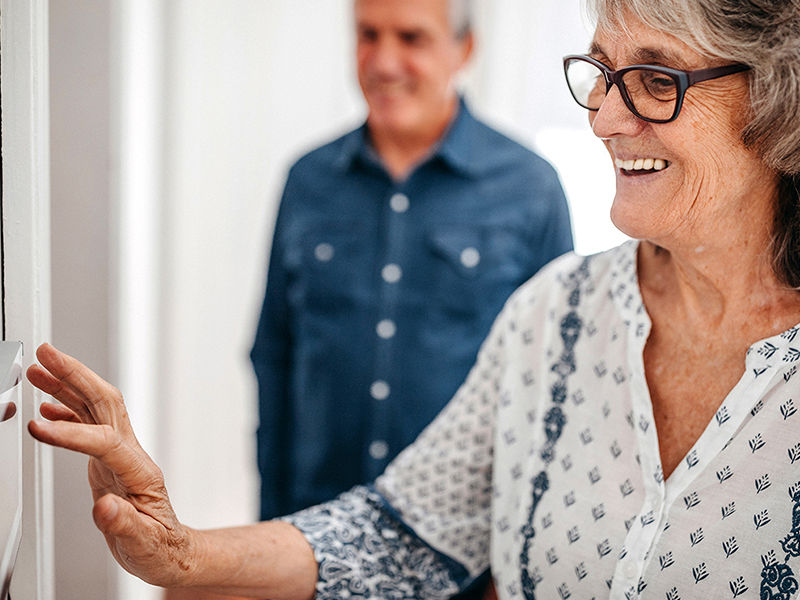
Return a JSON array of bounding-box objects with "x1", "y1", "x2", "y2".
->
[{"x1": 587, "y1": 0, "x2": 800, "y2": 287}]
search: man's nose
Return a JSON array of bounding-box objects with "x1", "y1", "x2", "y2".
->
[{"x1": 369, "y1": 39, "x2": 403, "y2": 75}]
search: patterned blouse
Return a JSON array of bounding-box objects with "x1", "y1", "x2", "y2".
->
[{"x1": 285, "y1": 241, "x2": 800, "y2": 600}]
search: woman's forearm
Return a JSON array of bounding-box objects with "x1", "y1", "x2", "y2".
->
[{"x1": 181, "y1": 521, "x2": 317, "y2": 599}]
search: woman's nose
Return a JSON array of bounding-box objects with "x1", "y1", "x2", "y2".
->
[{"x1": 589, "y1": 83, "x2": 645, "y2": 139}]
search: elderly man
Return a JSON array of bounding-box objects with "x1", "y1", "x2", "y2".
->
[
  {"x1": 166, "y1": 0, "x2": 571, "y2": 598},
  {"x1": 252, "y1": 0, "x2": 572, "y2": 521}
]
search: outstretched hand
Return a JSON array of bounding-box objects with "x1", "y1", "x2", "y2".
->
[{"x1": 27, "y1": 343, "x2": 195, "y2": 587}]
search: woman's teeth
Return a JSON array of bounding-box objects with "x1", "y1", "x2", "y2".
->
[{"x1": 615, "y1": 158, "x2": 668, "y2": 171}]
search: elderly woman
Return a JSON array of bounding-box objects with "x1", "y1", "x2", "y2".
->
[{"x1": 27, "y1": 0, "x2": 800, "y2": 598}]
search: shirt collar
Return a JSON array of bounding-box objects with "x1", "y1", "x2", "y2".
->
[
  {"x1": 610, "y1": 240, "x2": 800, "y2": 378},
  {"x1": 333, "y1": 97, "x2": 483, "y2": 178},
  {"x1": 434, "y1": 97, "x2": 483, "y2": 177}
]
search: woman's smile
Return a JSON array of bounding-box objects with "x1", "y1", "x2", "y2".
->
[{"x1": 614, "y1": 156, "x2": 669, "y2": 174}]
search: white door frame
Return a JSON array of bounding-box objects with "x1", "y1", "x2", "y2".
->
[{"x1": 1, "y1": 0, "x2": 55, "y2": 597}]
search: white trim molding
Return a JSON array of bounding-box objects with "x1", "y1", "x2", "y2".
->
[{"x1": 1, "y1": 0, "x2": 54, "y2": 597}]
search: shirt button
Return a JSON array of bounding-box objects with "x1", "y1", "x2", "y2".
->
[
  {"x1": 460, "y1": 247, "x2": 480, "y2": 268},
  {"x1": 381, "y1": 264, "x2": 402, "y2": 283},
  {"x1": 624, "y1": 562, "x2": 637, "y2": 579},
  {"x1": 369, "y1": 440, "x2": 389, "y2": 460},
  {"x1": 390, "y1": 193, "x2": 410, "y2": 213},
  {"x1": 370, "y1": 380, "x2": 390, "y2": 400},
  {"x1": 376, "y1": 319, "x2": 396, "y2": 339},
  {"x1": 314, "y1": 243, "x2": 334, "y2": 262}
]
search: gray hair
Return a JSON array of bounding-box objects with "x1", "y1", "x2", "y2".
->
[
  {"x1": 450, "y1": 0, "x2": 473, "y2": 39},
  {"x1": 353, "y1": 0, "x2": 473, "y2": 39},
  {"x1": 586, "y1": 0, "x2": 800, "y2": 287}
]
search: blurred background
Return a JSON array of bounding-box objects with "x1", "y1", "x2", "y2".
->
[{"x1": 48, "y1": 0, "x2": 624, "y2": 597}]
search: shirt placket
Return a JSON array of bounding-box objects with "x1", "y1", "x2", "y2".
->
[
  {"x1": 608, "y1": 308, "x2": 791, "y2": 598},
  {"x1": 659, "y1": 335, "x2": 788, "y2": 501},
  {"x1": 365, "y1": 189, "x2": 410, "y2": 480},
  {"x1": 609, "y1": 313, "x2": 664, "y2": 599}
]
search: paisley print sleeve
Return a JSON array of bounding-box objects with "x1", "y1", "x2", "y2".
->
[{"x1": 283, "y1": 485, "x2": 471, "y2": 599}]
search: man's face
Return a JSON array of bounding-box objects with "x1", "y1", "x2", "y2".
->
[{"x1": 355, "y1": 0, "x2": 472, "y2": 141}]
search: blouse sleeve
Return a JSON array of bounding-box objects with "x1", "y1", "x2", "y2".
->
[{"x1": 282, "y1": 305, "x2": 508, "y2": 598}]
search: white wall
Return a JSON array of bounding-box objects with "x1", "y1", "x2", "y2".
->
[
  {"x1": 156, "y1": 1, "x2": 362, "y2": 537},
  {"x1": 464, "y1": 0, "x2": 626, "y2": 254},
  {"x1": 49, "y1": 2, "x2": 115, "y2": 598},
  {"x1": 47, "y1": 2, "x2": 624, "y2": 598}
]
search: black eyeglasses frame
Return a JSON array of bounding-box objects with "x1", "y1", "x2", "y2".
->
[{"x1": 562, "y1": 54, "x2": 750, "y2": 124}]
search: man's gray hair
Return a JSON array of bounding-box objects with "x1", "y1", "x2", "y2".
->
[
  {"x1": 449, "y1": 0, "x2": 473, "y2": 39},
  {"x1": 353, "y1": 0, "x2": 472, "y2": 39}
]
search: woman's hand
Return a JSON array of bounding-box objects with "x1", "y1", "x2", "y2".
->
[
  {"x1": 27, "y1": 343, "x2": 318, "y2": 599},
  {"x1": 27, "y1": 343, "x2": 195, "y2": 587}
]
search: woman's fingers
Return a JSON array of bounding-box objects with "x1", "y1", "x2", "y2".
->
[
  {"x1": 29, "y1": 344, "x2": 132, "y2": 432},
  {"x1": 28, "y1": 418, "x2": 124, "y2": 460},
  {"x1": 39, "y1": 401, "x2": 80, "y2": 423},
  {"x1": 27, "y1": 344, "x2": 188, "y2": 588},
  {"x1": 29, "y1": 416, "x2": 158, "y2": 495},
  {"x1": 27, "y1": 363, "x2": 94, "y2": 423}
]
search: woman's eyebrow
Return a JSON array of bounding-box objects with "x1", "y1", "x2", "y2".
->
[
  {"x1": 588, "y1": 40, "x2": 694, "y2": 70},
  {"x1": 588, "y1": 41, "x2": 608, "y2": 60},
  {"x1": 632, "y1": 46, "x2": 692, "y2": 69}
]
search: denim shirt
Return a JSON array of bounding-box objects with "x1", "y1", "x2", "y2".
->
[{"x1": 251, "y1": 99, "x2": 573, "y2": 520}]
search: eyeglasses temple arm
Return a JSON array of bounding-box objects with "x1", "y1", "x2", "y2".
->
[{"x1": 686, "y1": 63, "x2": 750, "y2": 86}]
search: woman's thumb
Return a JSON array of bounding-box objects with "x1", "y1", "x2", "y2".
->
[{"x1": 92, "y1": 493, "x2": 135, "y2": 538}]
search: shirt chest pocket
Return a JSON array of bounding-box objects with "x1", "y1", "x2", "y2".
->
[
  {"x1": 284, "y1": 223, "x2": 369, "y2": 309},
  {"x1": 425, "y1": 225, "x2": 530, "y2": 316}
]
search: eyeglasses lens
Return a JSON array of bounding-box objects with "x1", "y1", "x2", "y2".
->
[
  {"x1": 566, "y1": 59, "x2": 606, "y2": 109},
  {"x1": 566, "y1": 59, "x2": 678, "y2": 121}
]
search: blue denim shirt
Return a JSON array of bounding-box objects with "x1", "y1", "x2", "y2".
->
[{"x1": 251, "y1": 99, "x2": 573, "y2": 520}]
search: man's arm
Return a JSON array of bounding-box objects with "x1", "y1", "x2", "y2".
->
[
  {"x1": 27, "y1": 343, "x2": 317, "y2": 599},
  {"x1": 251, "y1": 181, "x2": 295, "y2": 520},
  {"x1": 530, "y1": 165, "x2": 574, "y2": 273}
]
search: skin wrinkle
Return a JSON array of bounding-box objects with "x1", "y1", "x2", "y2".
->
[
  {"x1": 587, "y1": 15, "x2": 800, "y2": 479},
  {"x1": 592, "y1": 0, "x2": 800, "y2": 180},
  {"x1": 593, "y1": 32, "x2": 767, "y2": 267},
  {"x1": 35, "y1": 372, "x2": 91, "y2": 422}
]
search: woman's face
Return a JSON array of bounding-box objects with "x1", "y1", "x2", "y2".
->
[{"x1": 589, "y1": 17, "x2": 777, "y2": 249}]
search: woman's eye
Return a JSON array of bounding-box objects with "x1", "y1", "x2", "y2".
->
[{"x1": 643, "y1": 73, "x2": 676, "y2": 96}]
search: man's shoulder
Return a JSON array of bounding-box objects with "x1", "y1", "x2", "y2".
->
[
  {"x1": 462, "y1": 113, "x2": 557, "y2": 179},
  {"x1": 287, "y1": 127, "x2": 363, "y2": 177}
]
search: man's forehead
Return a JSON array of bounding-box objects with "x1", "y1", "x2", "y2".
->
[{"x1": 354, "y1": 0, "x2": 451, "y2": 29}]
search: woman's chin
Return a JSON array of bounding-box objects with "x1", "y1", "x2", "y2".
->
[
  {"x1": 609, "y1": 201, "x2": 649, "y2": 241},
  {"x1": 609, "y1": 189, "x2": 683, "y2": 243}
]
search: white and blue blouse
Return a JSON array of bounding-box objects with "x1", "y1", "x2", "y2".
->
[{"x1": 285, "y1": 241, "x2": 800, "y2": 600}]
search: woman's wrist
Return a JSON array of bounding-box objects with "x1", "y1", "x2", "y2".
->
[
  {"x1": 163, "y1": 521, "x2": 318, "y2": 599},
  {"x1": 164, "y1": 524, "x2": 210, "y2": 589}
]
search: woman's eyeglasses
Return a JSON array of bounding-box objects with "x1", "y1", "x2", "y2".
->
[{"x1": 563, "y1": 54, "x2": 750, "y2": 124}]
